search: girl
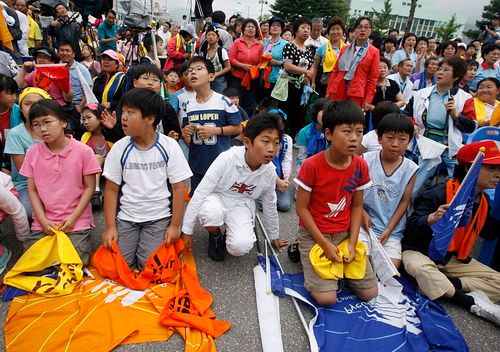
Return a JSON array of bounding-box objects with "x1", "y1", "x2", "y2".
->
[
  {"x1": 199, "y1": 25, "x2": 231, "y2": 94},
  {"x1": 80, "y1": 44, "x2": 102, "y2": 78},
  {"x1": 5, "y1": 87, "x2": 51, "y2": 220},
  {"x1": 81, "y1": 103, "x2": 113, "y2": 208},
  {"x1": 0, "y1": 74, "x2": 21, "y2": 172},
  {"x1": 19, "y1": 100, "x2": 101, "y2": 265}
]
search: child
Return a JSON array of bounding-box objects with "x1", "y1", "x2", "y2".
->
[
  {"x1": 181, "y1": 113, "x2": 288, "y2": 261},
  {"x1": 0, "y1": 74, "x2": 21, "y2": 172},
  {"x1": 81, "y1": 103, "x2": 113, "y2": 208},
  {"x1": 102, "y1": 88, "x2": 192, "y2": 270},
  {"x1": 296, "y1": 98, "x2": 329, "y2": 173},
  {"x1": 5, "y1": 88, "x2": 51, "y2": 220},
  {"x1": 182, "y1": 57, "x2": 242, "y2": 195},
  {"x1": 163, "y1": 68, "x2": 181, "y2": 96},
  {"x1": 360, "y1": 113, "x2": 418, "y2": 268},
  {"x1": 19, "y1": 100, "x2": 101, "y2": 265},
  {"x1": 222, "y1": 87, "x2": 249, "y2": 120},
  {"x1": 294, "y1": 100, "x2": 378, "y2": 307},
  {"x1": 358, "y1": 101, "x2": 401, "y2": 154}
]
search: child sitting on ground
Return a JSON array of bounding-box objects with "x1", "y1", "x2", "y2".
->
[
  {"x1": 294, "y1": 100, "x2": 378, "y2": 307},
  {"x1": 20, "y1": 100, "x2": 101, "y2": 265},
  {"x1": 222, "y1": 87, "x2": 249, "y2": 121},
  {"x1": 0, "y1": 74, "x2": 21, "y2": 172},
  {"x1": 81, "y1": 103, "x2": 113, "y2": 208},
  {"x1": 102, "y1": 88, "x2": 192, "y2": 270},
  {"x1": 360, "y1": 113, "x2": 418, "y2": 269},
  {"x1": 163, "y1": 68, "x2": 181, "y2": 96},
  {"x1": 358, "y1": 101, "x2": 401, "y2": 154},
  {"x1": 182, "y1": 113, "x2": 288, "y2": 261}
]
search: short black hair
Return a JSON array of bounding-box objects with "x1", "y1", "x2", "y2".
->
[
  {"x1": 424, "y1": 56, "x2": 439, "y2": 68},
  {"x1": 417, "y1": 36, "x2": 428, "y2": 45},
  {"x1": 478, "y1": 77, "x2": 500, "y2": 89},
  {"x1": 29, "y1": 99, "x2": 67, "y2": 122},
  {"x1": 0, "y1": 74, "x2": 18, "y2": 94},
  {"x1": 212, "y1": 10, "x2": 226, "y2": 24},
  {"x1": 222, "y1": 87, "x2": 239, "y2": 98},
  {"x1": 376, "y1": 113, "x2": 414, "y2": 139},
  {"x1": 104, "y1": 9, "x2": 116, "y2": 17},
  {"x1": 437, "y1": 41, "x2": 457, "y2": 56},
  {"x1": 187, "y1": 56, "x2": 215, "y2": 74},
  {"x1": 379, "y1": 56, "x2": 391, "y2": 68},
  {"x1": 292, "y1": 17, "x2": 312, "y2": 36},
  {"x1": 398, "y1": 58, "x2": 413, "y2": 67},
  {"x1": 326, "y1": 17, "x2": 345, "y2": 34},
  {"x1": 132, "y1": 63, "x2": 163, "y2": 81},
  {"x1": 481, "y1": 43, "x2": 500, "y2": 59},
  {"x1": 179, "y1": 61, "x2": 190, "y2": 75},
  {"x1": 384, "y1": 35, "x2": 398, "y2": 45},
  {"x1": 440, "y1": 56, "x2": 468, "y2": 84},
  {"x1": 118, "y1": 88, "x2": 169, "y2": 128},
  {"x1": 353, "y1": 17, "x2": 372, "y2": 29},
  {"x1": 322, "y1": 100, "x2": 364, "y2": 132},
  {"x1": 241, "y1": 18, "x2": 261, "y2": 38},
  {"x1": 164, "y1": 68, "x2": 180, "y2": 77},
  {"x1": 143, "y1": 34, "x2": 163, "y2": 52},
  {"x1": 257, "y1": 97, "x2": 279, "y2": 111},
  {"x1": 401, "y1": 33, "x2": 417, "y2": 47},
  {"x1": 244, "y1": 112, "x2": 282, "y2": 142},
  {"x1": 465, "y1": 59, "x2": 479, "y2": 69},
  {"x1": 164, "y1": 21, "x2": 171, "y2": 28},
  {"x1": 57, "y1": 41, "x2": 75, "y2": 52},
  {"x1": 309, "y1": 97, "x2": 330, "y2": 124},
  {"x1": 372, "y1": 101, "x2": 400, "y2": 129}
]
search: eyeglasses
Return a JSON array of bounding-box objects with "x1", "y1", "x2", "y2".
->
[
  {"x1": 139, "y1": 76, "x2": 161, "y2": 83},
  {"x1": 436, "y1": 67, "x2": 453, "y2": 73},
  {"x1": 187, "y1": 66, "x2": 208, "y2": 74},
  {"x1": 32, "y1": 120, "x2": 58, "y2": 130},
  {"x1": 356, "y1": 25, "x2": 371, "y2": 30}
]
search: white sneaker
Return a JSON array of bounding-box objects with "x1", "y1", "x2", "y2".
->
[{"x1": 466, "y1": 290, "x2": 500, "y2": 326}]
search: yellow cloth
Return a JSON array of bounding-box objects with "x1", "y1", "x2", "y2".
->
[
  {"x1": 3, "y1": 230, "x2": 83, "y2": 297},
  {"x1": 309, "y1": 239, "x2": 367, "y2": 280},
  {"x1": 18, "y1": 87, "x2": 51, "y2": 105},
  {"x1": 323, "y1": 40, "x2": 345, "y2": 73},
  {"x1": 474, "y1": 97, "x2": 499, "y2": 125},
  {"x1": 80, "y1": 131, "x2": 113, "y2": 149},
  {"x1": 27, "y1": 16, "x2": 42, "y2": 48},
  {"x1": 490, "y1": 104, "x2": 500, "y2": 127},
  {"x1": 0, "y1": 7, "x2": 13, "y2": 51}
]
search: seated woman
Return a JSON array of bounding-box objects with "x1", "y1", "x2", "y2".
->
[{"x1": 463, "y1": 77, "x2": 500, "y2": 127}]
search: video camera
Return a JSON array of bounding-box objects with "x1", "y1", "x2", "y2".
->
[{"x1": 36, "y1": 0, "x2": 112, "y2": 20}]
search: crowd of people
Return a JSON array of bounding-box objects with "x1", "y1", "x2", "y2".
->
[{"x1": 0, "y1": 0, "x2": 500, "y2": 332}]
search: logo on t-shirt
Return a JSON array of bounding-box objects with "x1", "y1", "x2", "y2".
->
[
  {"x1": 230, "y1": 182, "x2": 256, "y2": 195},
  {"x1": 325, "y1": 196, "x2": 347, "y2": 218}
]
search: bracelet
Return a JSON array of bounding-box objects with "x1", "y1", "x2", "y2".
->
[{"x1": 220, "y1": 126, "x2": 224, "y2": 135}]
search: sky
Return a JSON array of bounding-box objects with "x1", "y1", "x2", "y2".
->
[{"x1": 164, "y1": 0, "x2": 489, "y2": 28}]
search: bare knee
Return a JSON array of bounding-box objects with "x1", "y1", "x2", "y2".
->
[
  {"x1": 354, "y1": 286, "x2": 378, "y2": 301},
  {"x1": 311, "y1": 291, "x2": 337, "y2": 307}
]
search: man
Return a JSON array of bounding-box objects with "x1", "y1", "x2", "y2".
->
[
  {"x1": 98, "y1": 9, "x2": 117, "y2": 52},
  {"x1": 14, "y1": 0, "x2": 42, "y2": 52},
  {"x1": 481, "y1": 14, "x2": 500, "y2": 45},
  {"x1": 410, "y1": 56, "x2": 439, "y2": 90},
  {"x1": 48, "y1": 3, "x2": 81, "y2": 60},
  {"x1": 305, "y1": 18, "x2": 328, "y2": 48},
  {"x1": 198, "y1": 10, "x2": 233, "y2": 51},
  {"x1": 157, "y1": 22, "x2": 172, "y2": 48},
  {"x1": 388, "y1": 58, "x2": 415, "y2": 106}
]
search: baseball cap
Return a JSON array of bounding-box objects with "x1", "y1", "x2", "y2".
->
[
  {"x1": 457, "y1": 140, "x2": 500, "y2": 165},
  {"x1": 100, "y1": 49, "x2": 119, "y2": 61},
  {"x1": 32, "y1": 47, "x2": 52, "y2": 58},
  {"x1": 180, "y1": 24, "x2": 198, "y2": 39}
]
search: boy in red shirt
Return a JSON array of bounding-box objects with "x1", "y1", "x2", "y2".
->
[{"x1": 294, "y1": 100, "x2": 378, "y2": 306}]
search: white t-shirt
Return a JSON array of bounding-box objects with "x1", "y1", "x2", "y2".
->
[
  {"x1": 103, "y1": 133, "x2": 193, "y2": 222},
  {"x1": 362, "y1": 130, "x2": 382, "y2": 153},
  {"x1": 203, "y1": 47, "x2": 229, "y2": 73},
  {"x1": 176, "y1": 89, "x2": 196, "y2": 126}
]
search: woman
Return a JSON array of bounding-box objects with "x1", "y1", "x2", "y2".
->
[
  {"x1": 259, "y1": 16, "x2": 287, "y2": 99},
  {"x1": 92, "y1": 49, "x2": 125, "y2": 111},
  {"x1": 311, "y1": 17, "x2": 345, "y2": 97},
  {"x1": 468, "y1": 43, "x2": 500, "y2": 92},
  {"x1": 164, "y1": 24, "x2": 197, "y2": 71},
  {"x1": 437, "y1": 41, "x2": 457, "y2": 60},
  {"x1": 228, "y1": 18, "x2": 263, "y2": 115},
  {"x1": 282, "y1": 27, "x2": 292, "y2": 42},
  {"x1": 80, "y1": 44, "x2": 101, "y2": 78},
  {"x1": 326, "y1": 17, "x2": 379, "y2": 111},
  {"x1": 275, "y1": 17, "x2": 315, "y2": 139},
  {"x1": 414, "y1": 36, "x2": 429, "y2": 73},
  {"x1": 199, "y1": 25, "x2": 231, "y2": 94},
  {"x1": 391, "y1": 32, "x2": 417, "y2": 72},
  {"x1": 365, "y1": 57, "x2": 405, "y2": 112},
  {"x1": 463, "y1": 77, "x2": 500, "y2": 126}
]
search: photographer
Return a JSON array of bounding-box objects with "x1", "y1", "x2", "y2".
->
[
  {"x1": 48, "y1": 3, "x2": 81, "y2": 60},
  {"x1": 479, "y1": 14, "x2": 500, "y2": 45}
]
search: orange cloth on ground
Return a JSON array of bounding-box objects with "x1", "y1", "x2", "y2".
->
[
  {"x1": 445, "y1": 179, "x2": 489, "y2": 260},
  {"x1": 241, "y1": 66, "x2": 259, "y2": 90}
]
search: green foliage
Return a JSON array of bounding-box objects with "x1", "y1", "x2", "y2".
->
[
  {"x1": 270, "y1": 0, "x2": 348, "y2": 23},
  {"x1": 372, "y1": 0, "x2": 393, "y2": 34},
  {"x1": 469, "y1": 0, "x2": 500, "y2": 39},
  {"x1": 435, "y1": 14, "x2": 462, "y2": 42}
]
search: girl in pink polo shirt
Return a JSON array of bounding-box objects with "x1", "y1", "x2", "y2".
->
[{"x1": 20, "y1": 100, "x2": 101, "y2": 265}]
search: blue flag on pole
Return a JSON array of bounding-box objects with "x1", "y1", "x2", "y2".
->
[{"x1": 428, "y1": 151, "x2": 484, "y2": 261}]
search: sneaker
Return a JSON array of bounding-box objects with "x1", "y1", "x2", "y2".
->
[
  {"x1": 466, "y1": 290, "x2": 500, "y2": 326},
  {"x1": 91, "y1": 190, "x2": 102, "y2": 208},
  {"x1": 0, "y1": 245, "x2": 12, "y2": 275},
  {"x1": 208, "y1": 229, "x2": 226, "y2": 262},
  {"x1": 287, "y1": 238, "x2": 300, "y2": 263}
]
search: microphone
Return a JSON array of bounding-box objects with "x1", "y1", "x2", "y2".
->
[{"x1": 446, "y1": 86, "x2": 459, "y2": 119}]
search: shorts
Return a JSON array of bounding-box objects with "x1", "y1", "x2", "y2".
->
[
  {"x1": 23, "y1": 229, "x2": 92, "y2": 265},
  {"x1": 358, "y1": 227, "x2": 402, "y2": 260},
  {"x1": 297, "y1": 227, "x2": 377, "y2": 293}
]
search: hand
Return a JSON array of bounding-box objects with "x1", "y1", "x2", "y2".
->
[
  {"x1": 100, "y1": 109, "x2": 117, "y2": 129},
  {"x1": 167, "y1": 130, "x2": 179, "y2": 140},
  {"x1": 414, "y1": 124, "x2": 419, "y2": 138},
  {"x1": 427, "y1": 204, "x2": 450, "y2": 225},
  {"x1": 60, "y1": 213, "x2": 77, "y2": 233},
  {"x1": 22, "y1": 61, "x2": 35, "y2": 70},
  {"x1": 273, "y1": 238, "x2": 288, "y2": 252},
  {"x1": 40, "y1": 219, "x2": 57, "y2": 236},
  {"x1": 343, "y1": 242, "x2": 357, "y2": 264},
  {"x1": 361, "y1": 210, "x2": 371, "y2": 231},
  {"x1": 183, "y1": 53, "x2": 192, "y2": 59},
  {"x1": 182, "y1": 234, "x2": 193, "y2": 251},
  {"x1": 362, "y1": 102, "x2": 375, "y2": 112},
  {"x1": 182, "y1": 124, "x2": 196, "y2": 138},
  {"x1": 51, "y1": 20, "x2": 61, "y2": 28},
  {"x1": 322, "y1": 241, "x2": 342, "y2": 263},
  {"x1": 396, "y1": 100, "x2": 406, "y2": 108},
  {"x1": 241, "y1": 64, "x2": 252, "y2": 72},
  {"x1": 270, "y1": 59, "x2": 281, "y2": 66},
  {"x1": 276, "y1": 178, "x2": 289, "y2": 192},
  {"x1": 102, "y1": 227, "x2": 118, "y2": 249},
  {"x1": 379, "y1": 230, "x2": 391, "y2": 245},
  {"x1": 445, "y1": 99, "x2": 458, "y2": 119},
  {"x1": 164, "y1": 224, "x2": 181, "y2": 246},
  {"x1": 304, "y1": 69, "x2": 314, "y2": 82},
  {"x1": 196, "y1": 125, "x2": 217, "y2": 140}
]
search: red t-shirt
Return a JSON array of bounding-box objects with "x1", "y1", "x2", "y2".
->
[
  {"x1": 295, "y1": 151, "x2": 371, "y2": 233},
  {"x1": 0, "y1": 108, "x2": 10, "y2": 144}
]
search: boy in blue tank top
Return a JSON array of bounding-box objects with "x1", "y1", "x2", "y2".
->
[{"x1": 360, "y1": 113, "x2": 418, "y2": 269}]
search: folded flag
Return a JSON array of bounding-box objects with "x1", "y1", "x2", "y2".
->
[{"x1": 35, "y1": 64, "x2": 70, "y2": 93}]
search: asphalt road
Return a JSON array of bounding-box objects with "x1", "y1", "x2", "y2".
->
[{"x1": 1, "y1": 196, "x2": 499, "y2": 351}]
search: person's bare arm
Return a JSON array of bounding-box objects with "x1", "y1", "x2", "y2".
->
[
  {"x1": 60, "y1": 174, "x2": 95, "y2": 232},
  {"x1": 102, "y1": 180, "x2": 120, "y2": 248}
]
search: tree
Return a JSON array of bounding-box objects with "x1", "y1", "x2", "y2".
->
[
  {"x1": 404, "y1": 0, "x2": 418, "y2": 33},
  {"x1": 270, "y1": 0, "x2": 348, "y2": 23},
  {"x1": 435, "y1": 14, "x2": 462, "y2": 42},
  {"x1": 372, "y1": 0, "x2": 393, "y2": 34},
  {"x1": 464, "y1": 0, "x2": 500, "y2": 40}
]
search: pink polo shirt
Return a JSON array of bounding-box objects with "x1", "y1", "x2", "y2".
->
[{"x1": 20, "y1": 136, "x2": 101, "y2": 231}]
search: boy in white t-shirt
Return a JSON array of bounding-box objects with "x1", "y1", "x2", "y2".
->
[
  {"x1": 102, "y1": 88, "x2": 192, "y2": 270},
  {"x1": 358, "y1": 101, "x2": 400, "y2": 154}
]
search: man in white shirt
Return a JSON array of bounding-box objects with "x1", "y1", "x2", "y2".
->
[
  {"x1": 305, "y1": 18, "x2": 328, "y2": 48},
  {"x1": 388, "y1": 58, "x2": 415, "y2": 106}
]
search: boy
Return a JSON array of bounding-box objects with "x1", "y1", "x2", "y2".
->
[
  {"x1": 294, "y1": 100, "x2": 378, "y2": 307},
  {"x1": 182, "y1": 57, "x2": 242, "y2": 195},
  {"x1": 102, "y1": 88, "x2": 192, "y2": 270},
  {"x1": 164, "y1": 68, "x2": 181, "y2": 95},
  {"x1": 360, "y1": 113, "x2": 418, "y2": 268},
  {"x1": 181, "y1": 114, "x2": 288, "y2": 261},
  {"x1": 222, "y1": 87, "x2": 249, "y2": 120}
]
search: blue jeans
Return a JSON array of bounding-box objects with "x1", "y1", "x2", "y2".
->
[
  {"x1": 413, "y1": 150, "x2": 456, "y2": 198},
  {"x1": 18, "y1": 187, "x2": 32, "y2": 224},
  {"x1": 212, "y1": 76, "x2": 227, "y2": 94},
  {"x1": 257, "y1": 187, "x2": 292, "y2": 212}
]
